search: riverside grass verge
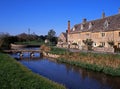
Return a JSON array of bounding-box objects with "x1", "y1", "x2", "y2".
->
[
  {"x1": 49, "y1": 47, "x2": 68, "y2": 55},
  {"x1": 0, "y1": 53, "x2": 66, "y2": 89},
  {"x1": 48, "y1": 47, "x2": 120, "y2": 76}
]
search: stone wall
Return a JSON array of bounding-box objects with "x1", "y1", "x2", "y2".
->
[
  {"x1": 57, "y1": 44, "x2": 68, "y2": 48},
  {"x1": 57, "y1": 44, "x2": 79, "y2": 49},
  {"x1": 69, "y1": 45, "x2": 79, "y2": 49},
  {"x1": 68, "y1": 30, "x2": 120, "y2": 50},
  {"x1": 43, "y1": 52, "x2": 60, "y2": 58},
  {"x1": 93, "y1": 47, "x2": 114, "y2": 53}
]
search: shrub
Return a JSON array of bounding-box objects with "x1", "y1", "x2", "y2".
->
[
  {"x1": 107, "y1": 40, "x2": 114, "y2": 47},
  {"x1": 40, "y1": 44, "x2": 51, "y2": 52},
  {"x1": 72, "y1": 43, "x2": 77, "y2": 45}
]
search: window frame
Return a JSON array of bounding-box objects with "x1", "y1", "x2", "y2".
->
[
  {"x1": 104, "y1": 20, "x2": 109, "y2": 28},
  {"x1": 119, "y1": 32, "x2": 120, "y2": 37},
  {"x1": 101, "y1": 32, "x2": 105, "y2": 37},
  {"x1": 100, "y1": 42, "x2": 105, "y2": 47}
]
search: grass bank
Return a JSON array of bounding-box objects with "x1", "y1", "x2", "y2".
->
[
  {"x1": 49, "y1": 47, "x2": 68, "y2": 55},
  {"x1": 0, "y1": 53, "x2": 66, "y2": 89},
  {"x1": 48, "y1": 47, "x2": 120, "y2": 76}
]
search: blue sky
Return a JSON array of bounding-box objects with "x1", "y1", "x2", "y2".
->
[{"x1": 0, "y1": 0, "x2": 120, "y2": 36}]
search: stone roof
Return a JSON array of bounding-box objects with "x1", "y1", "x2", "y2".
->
[
  {"x1": 58, "y1": 32, "x2": 67, "y2": 43},
  {"x1": 70, "y1": 14, "x2": 120, "y2": 33},
  {"x1": 58, "y1": 32, "x2": 67, "y2": 41},
  {"x1": 61, "y1": 32, "x2": 67, "y2": 38}
]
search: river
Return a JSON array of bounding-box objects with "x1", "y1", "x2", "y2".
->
[{"x1": 11, "y1": 51, "x2": 120, "y2": 89}]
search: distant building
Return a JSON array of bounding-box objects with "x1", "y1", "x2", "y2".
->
[
  {"x1": 57, "y1": 32, "x2": 68, "y2": 48},
  {"x1": 58, "y1": 9, "x2": 120, "y2": 52},
  {"x1": 45, "y1": 39, "x2": 49, "y2": 43}
]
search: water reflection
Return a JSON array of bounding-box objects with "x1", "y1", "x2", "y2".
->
[
  {"x1": 11, "y1": 53, "x2": 120, "y2": 89},
  {"x1": 64, "y1": 63, "x2": 120, "y2": 89}
]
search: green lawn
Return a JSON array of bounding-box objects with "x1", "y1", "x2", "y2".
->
[{"x1": 0, "y1": 53, "x2": 66, "y2": 89}]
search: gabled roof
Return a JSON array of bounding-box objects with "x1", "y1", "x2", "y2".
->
[
  {"x1": 70, "y1": 14, "x2": 120, "y2": 33},
  {"x1": 62, "y1": 32, "x2": 67, "y2": 38},
  {"x1": 58, "y1": 32, "x2": 67, "y2": 39}
]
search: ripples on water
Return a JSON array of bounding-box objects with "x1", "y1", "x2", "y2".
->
[{"x1": 11, "y1": 52, "x2": 120, "y2": 89}]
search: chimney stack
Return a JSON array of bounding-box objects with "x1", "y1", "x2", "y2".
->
[
  {"x1": 68, "y1": 20, "x2": 70, "y2": 33},
  {"x1": 102, "y1": 12, "x2": 105, "y2": 18},
  {"x1": 82, "y1": 18, "x2": 87, "y2": 24},
  {"x1": 118, "y1": 8, "x2": 120, "y2": 14}
]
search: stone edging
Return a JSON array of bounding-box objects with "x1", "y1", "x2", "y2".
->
[{"x1": 42, "y1": 52, "x2": 60, "y2": 58}]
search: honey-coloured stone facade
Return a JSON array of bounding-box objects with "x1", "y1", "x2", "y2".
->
[
  {"x1": 58, "y1": 10, "x2": 120, "y2": 52},
  {"x1": 67, "y1": 12, "x2": 120, "y2": 50}
]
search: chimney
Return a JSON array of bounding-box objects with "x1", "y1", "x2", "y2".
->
[
  {"x1": 119, "y1": 8, "x2": 120, "y2": 14},
  {"x1": 66, "y1": 30, "x2": 68, "y2": 33},
  {"x1": 82, "y1": 18, "x2": 87, "y2": 24},
  {"x1": 102, "y1": 12, "x2": 105, "y2": 18},
  {"x1": 68, "y1": 20, "x2": 70, "y2": 33}
]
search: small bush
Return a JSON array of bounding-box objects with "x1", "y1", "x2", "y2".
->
[
  {"x1": 40, "y1": 44, "x2": 51, "y2": 52},
  {"x1": 72, "y1": 43, "x2": 77, "y2": 45}
]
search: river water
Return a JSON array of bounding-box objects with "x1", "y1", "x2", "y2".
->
[{"x1": 11, "y1": 52, "x2": 120, "y2": 89}]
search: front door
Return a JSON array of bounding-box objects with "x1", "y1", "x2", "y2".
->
[{"x1": 118, "y1": 43, "x2": 120, "y2": 48}]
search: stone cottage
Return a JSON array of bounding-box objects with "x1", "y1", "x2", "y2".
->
[{"x1": 58, "y1": 9, "x2": 120, "y2": 52}]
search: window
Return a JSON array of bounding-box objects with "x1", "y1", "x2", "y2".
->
[
  {"x1": 100, "y1": 42, "x2": 105, "y2": 47},
  {"x1": 73, "y1": 27, "x2": 75, "y2": 31},
  {"x1": 118, "y1": 43, "x2": 120, "y2": 48},
  {"x1": 81, "y1": 24, "x2": 85, "y2": 30},
  {"x1": 101, "y1": 33, "x2": 105, "y2": 37},
  {"x1": 86, "y1": 33, "x2": 89, "y2": 36},
  {"x1": 94, "y1": 43, "x2": 96, "y2": 46},
  {"x1": 93, "y1": 42, "x2": 96, "y2": 47},
  {"x1": 81, "y1": 24, "x2": 83, "y2": 30},
  {"x1": 104, "y1": 20, "x2": 109, "y2": 28},
  {"x1": 119, "y1": 32, "x2": 120, "y2": 37}
]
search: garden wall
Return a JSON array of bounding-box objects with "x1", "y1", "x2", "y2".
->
[{"x1": 93, "y1": 47, "x2": 114, "y2": 53}]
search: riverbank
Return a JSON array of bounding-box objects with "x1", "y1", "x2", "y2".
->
[
  {"x1": 43, "y1": 46, "x2": 120, "y2": 76},
  {"x1": 0, "y1": 53, "x2": 66, "y2": 89}
]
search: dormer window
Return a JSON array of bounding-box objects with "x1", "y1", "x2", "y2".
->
[
  {"x1": 73, "y1": 27, "x2": 75, "y2": 31},
  {"x1": 89, "y1": 22, "x2": 92, "y2": 29},
  {"x1": 104, "y1": 20, "x2": 109, "y2": 28},
  {"x1": 81, "y1": 24, "x2": 84, "y2": 30}
]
